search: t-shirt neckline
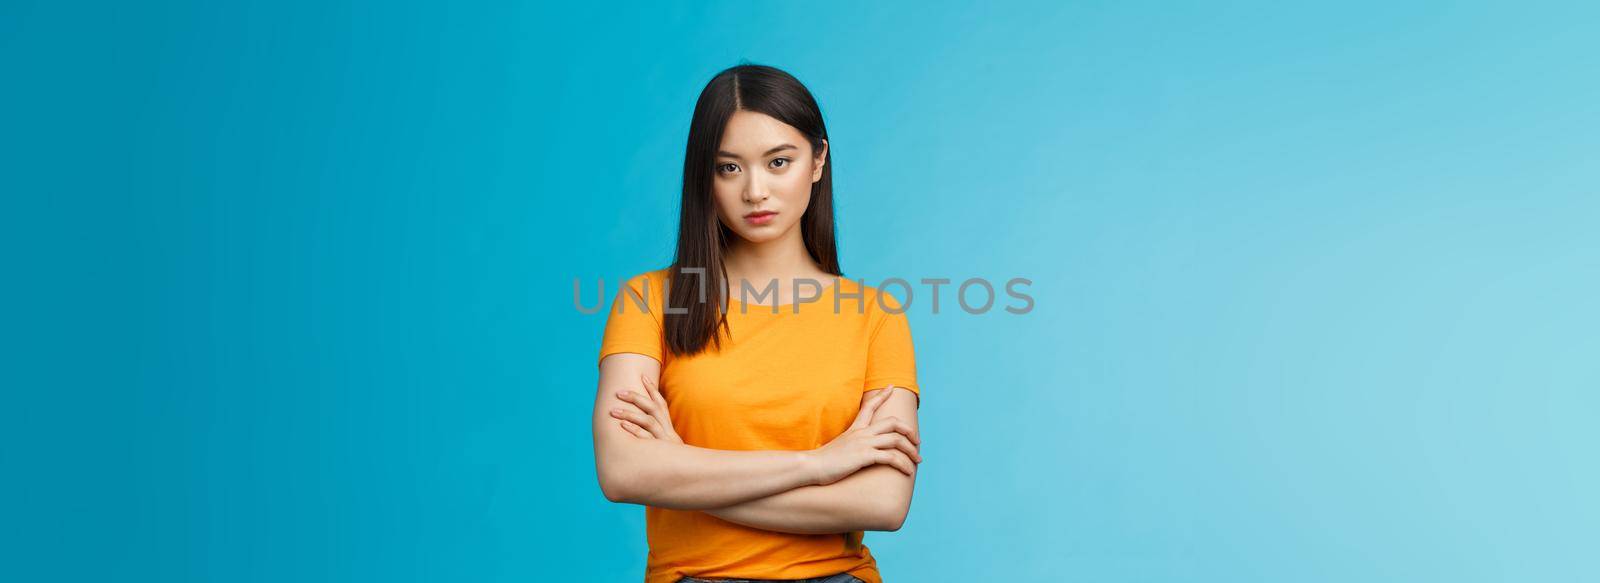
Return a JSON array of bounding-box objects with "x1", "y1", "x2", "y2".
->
[{"x1": 724, "y1": 277, "x2": 843, "y2": 309}]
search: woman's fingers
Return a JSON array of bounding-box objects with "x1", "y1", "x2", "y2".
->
[
  {"x1": 849, "y1": 392, "x2": 879, "y2": 428},
  {"x1": 866, "y1": 386, "x2": 896, "y2": 419},
  {"x1": 640, "y1": 374, "x2": 667, "y2": 408},
  {"x1": 851, "y1": 387, "x2": 889, "y2": 429},
  {"x1": 868, "y1": 416, "x2": 920, "y2": 446},
  {"x1": 850, "y1": 386, "x2": 896, "y2": 429},
  {"x1": 873, "y1": 432, "x2": 922, "y2": 463},
  {"x1": 616, "y1": 390, "x2": 659, "y2": 417},
  {"x1": 875, "y1": 449, "x2": 916, "y2": 476},
  {"x1": 618, "y1": 419, "x2": 651, "y2": 438},
  {"x1": 610, "y1": 407, "x2": 659, "y2": 433}
]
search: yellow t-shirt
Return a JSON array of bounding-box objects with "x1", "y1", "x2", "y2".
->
[{"x1": 598, "y1": 268, "x2": 920, "y2": 583}]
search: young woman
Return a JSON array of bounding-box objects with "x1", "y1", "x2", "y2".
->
[{"x1": 592, "y1": 64, "x2": 922, "y2": 583}]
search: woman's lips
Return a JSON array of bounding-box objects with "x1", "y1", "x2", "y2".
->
[{"x1": 744, "y1": 211, "x2": 777, "y2": 226}]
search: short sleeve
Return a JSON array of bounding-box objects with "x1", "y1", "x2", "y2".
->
[
  {"x1": 598, "y1": 273, "x2": 665, "y2": 365},
  {"x1": 863, "y1": 290, "x2": 920, "y2": 401}
]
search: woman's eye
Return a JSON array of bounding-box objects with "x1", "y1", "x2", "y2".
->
[
  {"x1": 717, "y1": 163, "x2": 739, "y2": 173},
  {"x1": 770, "y1": 158, "x2": 790, "y2": 169}
]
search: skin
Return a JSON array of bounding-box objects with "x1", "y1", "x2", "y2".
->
[
  {"x1": 591, "y1": 110, "x2": 923, "y2": 533},
  {"x1": 712, "y1": 109, "x2": 834, "y2": 299}
]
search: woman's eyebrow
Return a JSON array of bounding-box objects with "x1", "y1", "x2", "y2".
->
[{"x1": 716, "y1": 143, "x2": 798, "y2": 159}]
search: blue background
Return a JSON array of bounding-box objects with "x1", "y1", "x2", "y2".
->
[{"x1": 3, "y1": 1, "x2": 1596, "y2": 581}]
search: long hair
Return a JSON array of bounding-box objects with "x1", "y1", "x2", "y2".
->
[{"x1": 666, "y1": 64, "x2": 840, "y2": 357}]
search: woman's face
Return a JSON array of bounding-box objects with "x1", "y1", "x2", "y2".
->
[{"x1": 712, "y1": 110, "x2": 827, "y2": 246}]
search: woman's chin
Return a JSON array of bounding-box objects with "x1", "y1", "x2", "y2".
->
[{"x1": 730, "y1": 226, "x2": 790, "y2": 245}]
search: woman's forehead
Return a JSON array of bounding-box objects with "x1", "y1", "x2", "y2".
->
[{"x1": 719, "y1": 110, "x2": 807, "y2": 154}]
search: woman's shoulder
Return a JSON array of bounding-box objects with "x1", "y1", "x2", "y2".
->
[
  {"x1": 620, "y1": 267, "x2": 672, "y2": 291},
  {"x1": 610, "y1": 267, "x2": 673, "y2": 313},
  {"x1": 835, "y1": 277, "x2": 908, "y2": 317}
]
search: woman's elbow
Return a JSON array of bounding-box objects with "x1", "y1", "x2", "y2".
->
[
  {"x1": 595, "y1": 445, "x2": 642, "y2": 503},
  {"x1": 595, "y1": 431, "x2": 647, "y2": 503},
  {"x1": 598, "y1": 475, "x2": 625, "y2": 503},
  {"x1": 597, "y1": 467, "x2": 636, "y2": 503},
  {"x1": 873, "y1": 499, "x2": 911, "y2": 532}
]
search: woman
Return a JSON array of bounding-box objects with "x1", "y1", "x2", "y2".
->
[{"x1": 593, "y1": 64, "x2": 923, "y2": 583}]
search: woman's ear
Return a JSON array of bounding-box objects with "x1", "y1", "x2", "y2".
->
[{"x1": 811, "y1": 139, "x2": 828, "y2": 183}]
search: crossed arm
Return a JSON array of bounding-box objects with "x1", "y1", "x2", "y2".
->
[{"x1": 593, "y1": 353, "x2": 920, "y2": 534}]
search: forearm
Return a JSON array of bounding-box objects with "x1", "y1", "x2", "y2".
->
[
  {"x1": 705, "y1": 387, "x2": 922, "y2": 534},
  {"x1": 600, "y1": 438, "x2": 818, "y2": 510},
  {"x1": 705, "y1": 464, "x2": 909, "y2": 534}
]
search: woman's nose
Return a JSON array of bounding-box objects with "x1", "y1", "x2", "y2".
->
[{"x1": 743, "y1": 176, "x2": 769, "y2": 203}]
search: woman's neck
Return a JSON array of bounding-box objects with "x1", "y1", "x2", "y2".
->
[{"x1": 722, "y1": 227, "x2": 827, "y2": 290}]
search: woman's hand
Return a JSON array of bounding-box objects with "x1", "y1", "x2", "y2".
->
[
  {"x1": 802, "y1": 386, "x2": 922, "y2": 486},
  {"x1": 610, "y1": 373, "x2": 683, "y2": 445}
]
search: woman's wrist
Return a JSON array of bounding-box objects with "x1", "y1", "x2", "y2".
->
[{"x1": 796, "y1": 449, "x2": 823, "y2": 487}]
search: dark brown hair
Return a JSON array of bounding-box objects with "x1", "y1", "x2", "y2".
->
[{"x1": 666, "y1": 64, "x2": 841, "y2": 357}]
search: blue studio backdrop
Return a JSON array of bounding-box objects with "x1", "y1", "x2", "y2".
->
[{"x1": 2, "y1": 1, "x2": 1596, "y2": 582}]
